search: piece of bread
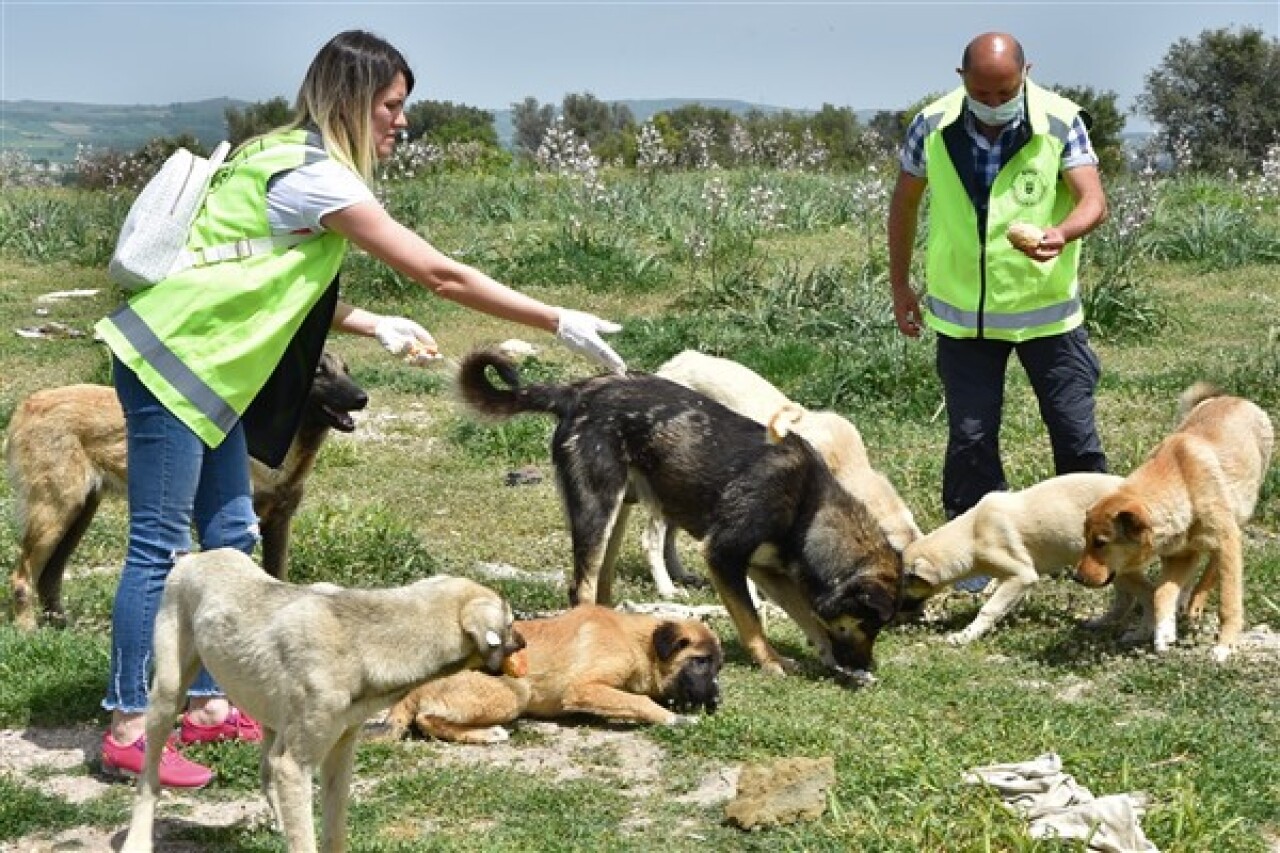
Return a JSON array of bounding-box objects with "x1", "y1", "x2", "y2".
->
[
  {"x1": 403, "y1": 340, "x2": 441, "y2": 365},
  {"x1": 1006, "y1": 222, "x2": 1046, "y2": 251},
  {"x1": 502, "y1": 648, "x2": 529, "y2": 678}
]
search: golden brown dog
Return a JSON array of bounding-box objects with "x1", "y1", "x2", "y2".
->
[
  {"x1": 384, "y1": 604, "x2": 723, "y2": 744},
  {"x1": 5, "y1": 350, "x2": 367, "y2": 629},
  {"x1": 120, "y1": 549, "x2": 524, "y2": 853},
  {"x1": 1075, "y1": 383, "x2": 1274, "y2": 660}
]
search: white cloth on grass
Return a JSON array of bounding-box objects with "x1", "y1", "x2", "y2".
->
[{"x1": 964, "y1": 753, "x2": 1159, "y2": 853}]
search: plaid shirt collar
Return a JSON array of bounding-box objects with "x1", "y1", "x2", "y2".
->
[{"x1": 962, "y1": 105, "x2": 1028, "y2": 191}]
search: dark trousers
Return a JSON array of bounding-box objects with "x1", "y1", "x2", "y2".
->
[{"x1": 937, "y1": 326, "x2": 1108, "y2": 520}]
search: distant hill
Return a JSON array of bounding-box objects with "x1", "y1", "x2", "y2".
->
[
  {"x1": 1, "y1": 98, "x2": 246, "y2": 163},
  {"x1": 2, "y1": 97, "x2": 873, "y2": 164}
]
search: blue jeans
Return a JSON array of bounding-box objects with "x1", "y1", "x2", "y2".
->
[{"x1": 103, "y1": 358, "x2": 260, "y2": 714}]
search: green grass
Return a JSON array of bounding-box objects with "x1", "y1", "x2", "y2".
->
[{"x1": 1, "y1": 166, "x2": 1278, "y2": 851}]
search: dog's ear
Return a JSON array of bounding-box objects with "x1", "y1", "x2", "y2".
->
[
  {"x1": 460, "y1": 595, "x2": 511, "y2": 655},
  {"x1": 814, "y1": 573, "x2": 861, "y2": 622},
  {"x1": 902, "y1": 572, "x2": 935, "y2": 602},
  {"x1": 1114, "y1": 507, "x2": 1150, "y2": 545},
  {"x1": 653, "y1": 621, "x2": 691, "y2": 661},
  {"x1": 905, "y1": 555, "x2": 936, "y2": 586},
  {"x1": 815, "y1": 577, "x2": 896, "y2": 626},
  {"x1": 766, "y1": 404, "x2": 804, "y2": 444},
  {"x1": 856, "y1": 585, "x2": 899, "y2": 626}
]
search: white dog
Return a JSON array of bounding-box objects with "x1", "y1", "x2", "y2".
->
[
  {"x1": 898, "y1": 472, "x2": 1144, "y2": 644},
  {"x1": 616, "y1": 350, "x2": 920, "y2": 598},
  {"x1": 121, "y1": 549, "x2": 524, "y2": 853}
]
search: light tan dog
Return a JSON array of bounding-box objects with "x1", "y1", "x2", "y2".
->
[
  {"x1": 1075, "y1": 384, "x2": 1274, "y2": 661},
  {"x1": 898, "y1": 473, "x2": 1141, "y2": 644},
  {"x1": 5, "y1": 351, "x2": 367, "y2": 629},
  {"x1": 616, "y1": 350, "x2": 920, "y2": 598},
  {"x1": 385, "y1": 604, "x2": 723, "y2": 744},
  {"x1": 120, "y1": 549, "x2": 524, "y2": 853}
]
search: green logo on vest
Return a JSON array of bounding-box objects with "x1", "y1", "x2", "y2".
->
[{"x1": 1012, "y1": 169, "x2": 1047, "y2": 206}]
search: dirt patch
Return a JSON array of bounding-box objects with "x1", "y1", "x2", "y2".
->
[
  {"x1": 406, "y1": 719, "x2": 736, "y2": 800},
  {"x1": 0, "y1": 726, "x2": 270, "y2": 852},
  {"x1": 1, "y1": 721, "x2": 736, "y2": 852}
]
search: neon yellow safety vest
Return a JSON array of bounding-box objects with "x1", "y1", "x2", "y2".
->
[
  {"x1": 96, "y1": 129, "x2": 351, "y2": 449},
  {"x1": 920, "y1": 80, "x2": 1085, "y2": 342}
]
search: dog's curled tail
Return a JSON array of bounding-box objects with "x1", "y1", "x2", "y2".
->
[
  {"x1": 766, "y1": 403, "x2": 806, "y2": 445},
  {"x1": 1177, "y1": 381, "x2": 1226, "y2": 421},
  {"x1": 457, "y1": 348, "x2": 574, "y2": 420}
]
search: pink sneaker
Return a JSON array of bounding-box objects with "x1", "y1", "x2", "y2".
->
[
  {"x1": 178, "y1": 706, "x2": 263, "y2": 745},
  {"x1": 101, "y1": 732, "x2": 214, "y2": 789}
]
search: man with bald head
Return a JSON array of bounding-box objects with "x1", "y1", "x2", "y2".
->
[{"x1": 888, "y1": 33, "x2": 1109, "y2": 591}]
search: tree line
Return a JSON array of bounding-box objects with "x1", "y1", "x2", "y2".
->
[{"x1": 77, "y1": 26, "x2": 1280, "y2": 186}]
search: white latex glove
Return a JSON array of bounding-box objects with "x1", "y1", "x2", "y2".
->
[
  {"x1": 556, "y1": 308, "x2": 626, "y2": 374},
  {"x1": 373, "y1": 316, "x2": 437, "y2": 357}
]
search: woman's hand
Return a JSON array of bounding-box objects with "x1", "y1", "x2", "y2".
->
[
  {"x1": 374, "y1": 316, "x2": 437, "y2": 356},
  {"x1": 556, "y1": 309, "x2": 626, "y2": 374}
]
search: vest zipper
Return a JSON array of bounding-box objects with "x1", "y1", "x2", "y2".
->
[{"x1": 976, "y1": 218, "x2": 987, "y2": 339}]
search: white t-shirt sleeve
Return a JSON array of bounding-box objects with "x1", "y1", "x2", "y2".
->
[{"x1": 264, "y1": 159, "x2": 376, "y2": 234}]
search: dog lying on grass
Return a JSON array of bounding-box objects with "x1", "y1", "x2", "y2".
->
[
  {"x1": 621, "y1": 350, "x2": 920, "y2": 598},
  {"x1": 120, "y1": 548, "x2": 524, "y2": 853},
  {"x1": 898, "y1": 472, "x2": 1140, "y2": 644},
  {"x1": 457, "y1": 349, "x2": 903, "y2": 683},
  {"x1": 385, "y1": 604, "x2": 722, "y2": 743},
  {"x1": 6, "y1": 350, "x2": 367, "y2": 629},
  {"x1": 1075, "y1": 383, "x2": 1274, "y2": 661}
]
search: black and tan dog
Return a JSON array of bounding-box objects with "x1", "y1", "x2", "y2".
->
[
  {"x1": 6, "y1": 350, "x2": 367, "y2": 629},
  {"x1": 457, "y1": 349, "x2": 903, "y2": 682},
  {"x1": 384, "y1": 604, "x2": 722, "y2": 743}
]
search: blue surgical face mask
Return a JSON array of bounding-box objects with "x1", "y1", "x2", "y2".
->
[{"x1": 966, "y1": 86, "x2": 1024, "y2": 126}]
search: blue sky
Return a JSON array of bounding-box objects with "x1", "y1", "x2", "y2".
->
[{"x1": 2, "y1": 1, "x2": 1277, "y2": 131}]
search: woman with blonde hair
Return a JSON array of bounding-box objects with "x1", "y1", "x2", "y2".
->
[{"x1": 94, "y1": 29, "x2": 624, "y2": 787}]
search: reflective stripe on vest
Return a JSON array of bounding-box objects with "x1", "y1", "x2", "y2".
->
[
  {"x1": 925, "y1": 293, "x2": 1082, "y2": 331},
  {"x1": 109, "y1": 304, "x2": 240, "y2": 435}
]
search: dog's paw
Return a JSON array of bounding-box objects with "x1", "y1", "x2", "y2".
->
[
  {"x1": 944, "y1": 630, "x2": 979, "y2": 646},
  {"x1": 1118, "y1": 625, "x2": 1153, "y2": 647},
  {"x1": 361, "y1": 720, "x2": 407, "y2": 743},
  {"x1": 1209, "y1": 644, "x2": 1234, "y2": 663},
  {"x1": 672, "y1": 572, "x2": 709, "y2": 590},
  {"x1": 758, "y1": 657, "x2": 792, "y2": 677},
  {"x1": 667, "y1": 713, "x2": 700, "y2": 727},
  {"x1": 1152, "y1": 622, "x2": 1177, "y2": 653},
  {"x1": 833, "y1": 667, "x2": 877, "y2": 689},
  {"x1": 470, "y1": 725, "x2": 511, "y2": 744}
]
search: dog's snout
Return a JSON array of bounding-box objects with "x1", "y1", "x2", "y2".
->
[
  {"x1": 673, "y1": 658, "x2": 722, "y2": 716},
  {"x1": 832, "y1": 635, "x2": 874, "y2": 673},
  {"x1": 1073, "y1": 557, "x2": 1114, "y2": 589}
]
